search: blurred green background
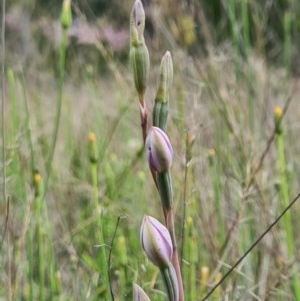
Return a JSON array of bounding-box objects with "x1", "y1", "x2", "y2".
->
[{"x1": 5, "y1": 0, "x2": 300, "y2": 74}]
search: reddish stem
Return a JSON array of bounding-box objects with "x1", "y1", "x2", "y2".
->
[
  {"x1": 139, "y1": 101, "x2": 148, "y2": 145},
  {"x1": 166, "y1": 209, "x2": 184, "y2": 301},
  {"x1": 139, "y1": 99, "x2": 158, "y2": 187}
]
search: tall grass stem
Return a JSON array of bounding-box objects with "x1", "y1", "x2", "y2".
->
[
  {"x1": 89, "y1": 141, "x2": 111, "y2": 300},
  {"x1": 274, "y1": 112, "x2": 300, "y2": 299},
  {"x1": 44, "y1": 28, "x2": 68, "y2": 194}
]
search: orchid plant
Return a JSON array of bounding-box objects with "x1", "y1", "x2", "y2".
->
[{"x1": 130, "y1": 1, "x2": 184, "y2": 300}]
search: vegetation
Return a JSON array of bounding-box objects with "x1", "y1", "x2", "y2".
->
[{"x1": 1, "y1": 0, "x2": 300, "y2": 300}]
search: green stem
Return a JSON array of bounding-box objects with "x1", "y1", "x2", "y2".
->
[
  {"x1": 35, "y1": 194, "x2": 44, "y2": 301},
  {"x1": 208, "y1": 150, "x2": 225, "y2": 246},
  {"x1": 44, "y1": 27, "x2": 68, "y2": 194},
  {"x1": 275, "y1": 129, "x2": 300, "y2": 299},
  {"x1": 166, "y1": 210, "x2": 184, "y2": 301},
  {"x1": 160, "y1": 265, "x2": 179, "y2": 301},
  {"x1": 90, "y1": 161, "x2": 111, "y2": 300},
  {"x1": 157, "y1": 171, "x2": 173, "y2": 211},
  {"x1": 26, "y1": 231, "x2": 33, "y2": 301}
]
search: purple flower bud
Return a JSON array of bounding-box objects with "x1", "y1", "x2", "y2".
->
[
  {"x1": 140, "y1": 215, "x2": 173, "y2": 269},
  {"x1": 130, "y1": 0, "x2": 145, "y2": 38},
  {"x1": 133, "y1": 283, "x2": 151, "y2": 301},
  {"x1": 145, "y1": 127, "x2": 173, "y2": 173}
]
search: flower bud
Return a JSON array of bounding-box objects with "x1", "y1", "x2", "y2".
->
[
  {"x1": 88, "y1": 132, "x2": 98, "y2": 163},
  {"x1": 133, "y1": 283, "x2": 151, "y2": 301},
  {"x1": 130, "y1": 0, "x2": 149, "y2": 99},
  {"x1": 274, "y1": 105, "x2": 283, "y2": 134},
  {"x1": 130, "y1": 0, "x2": 146, "y2": 45},
  {"x1": 156, "y1": 51, "x2": 173, "y2": 103},
  {"x1": 130, "y1": 43, "x2": 150, "y2": 99},
  {"x1": 140, "y1": 215, "x2": 173, "y2": 269},
  {"x1": 145, "y1": 127, "x2": 173, "y2": 173},
  {"x1": 33, "y1": 169, "x2": 43, "y2": 198},
  {"x1": 60, "y1": 0, "x2": 72, "y2": 29},
  {"x1": 152, "y1": 52, "x2": 173, "y2": 130}
]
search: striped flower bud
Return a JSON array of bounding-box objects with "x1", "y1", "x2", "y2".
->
[
  {"x1": 130, "y1": 0, "x2": 145, "y2": 44},
  {"x1": 140, "y1": 215, "x2": 173, "y2": 269},
  {"x1": 133, "y1": 283, "x2": 151, "y2": 301},
  {"x1": 145, "y1": 127, "x2": 173, "y2": 173},
  {"x1": 153, "y1": 51, "x2": 173, "y2": 130},
  {"x1": 130, "y1": 0, "x2": 150, "y2": 99},
  {"x1": 152, "y1": 51, "x2": 173, "y2": 131},
  {"x1": 156, "y1": 51, "x2": 173, "y2": 103},
  {"x1": 130, "y1": 43, "x2": 150, "y2": 99}
]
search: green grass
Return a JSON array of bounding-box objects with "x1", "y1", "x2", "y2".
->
[{"x1": 2, "y1": 1, "x2": 300, "y2": 301}]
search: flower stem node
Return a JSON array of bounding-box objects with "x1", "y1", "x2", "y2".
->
[
  {"x1": 145, "y1": 127, "x2": 173, "y2": 173},
  {"x1": 133, "y1": 283, "x2": 151, "y2": 301},
  {"x1": 140, "y1": 215, "x2": 173, "y2": 269}
]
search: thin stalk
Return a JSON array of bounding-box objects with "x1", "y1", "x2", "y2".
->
[
  {"x1": 227, "y1": 0, "x2": 240, "y2": 75},
  {"x1": 116, "y1": 236, "x2": 127, "y2": 300},
  {"x1": 20, "y1": 73, "x2": 35, "y2": 172},
  {"x1": 26, "y1": 231, "x2": 34, "y2": 301},
  {"x1": 184, "y1": 217, "x2": 197, "y2": 300},
  {"x1": 283, "y1": 11, "x2": 291, "y2": 72},
  {"x1": 208, "y1": 149, "x2": 225, "y2": 246},
  {"x1": 1, "y1": 0, "x2": 11, "y2": 300},
  {"x1": 90, "y1": 159, "x2": 111, "y2": 300},
  {"x1": 241, "y1": 0, "x2": 250, "y2": 57},
  {"x1": 33, "y1": 173, "x2": 45, "y2": 301},
  {"x1": 275, "y1": 116, "x2": 300, "y2": 299},
  {"x1": 44, "y1": 27, "x2": 68, "y2": 194},
  {"x1": 180, "y1": 131, "x2": 193, "y2": 267}
]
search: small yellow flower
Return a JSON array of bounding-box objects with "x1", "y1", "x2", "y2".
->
[
  {"x1": 200, "y1": 266, "x2": 209, "y2": 286},
  {"x1": 34, "y1": 172, "x2": 41, "y2": 184},
  {"x1": 274, "y1": 106, "x2": 283, "y2": 134},
  {"x1": 274, "y1": 106, "x2": 283, "y2": 119},
  {"x1": 88, "y1": 132, "x2": 96, "y2": 142},
  {"x1": 208, "y1": 148, "x2": 216, "y2": 158}
]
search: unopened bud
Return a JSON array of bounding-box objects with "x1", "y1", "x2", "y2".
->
[
  {"x1": 156, "y1": 51, "x2": 173, "y2": 103},
  {"x1": 60, "y1": 0, "x2": 72, "y2": 29},
  {"x1": 33, "y1": 169, "x2": 43, "y2": 197},
  {"x1": 130, "y1": 42, "x2": 150, "y2": 99},
  {"x1": 140, "y1": 215, "x2": 173, "y2": 269},
  {"x1": 117, "y1": 236, "x2": 128, "y2": 266},
  {"x1": 145, "y1": 127, "x2": 173, "y2": 173},
  {"x1": 130, "y1": 0, "x2": 146, "y2": 45},
  {"x1": 274, "y1": 105, "x2": 283, "y2": 134},
  {"x1": 153, "y1": 52, "x2": 173, "y2": 130},
  {"x1": 130, "y1": 0, "x2": 149, "y2": 99},
  {"x1": 88, "y1": 132, "x2": 98, "y2": 163},
  {"x1": 200, "y1": 266, "x2": 209, "y2": 287},
  {"x1": 208, "y1": 148, "x2": 216, "y2": 165}
]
